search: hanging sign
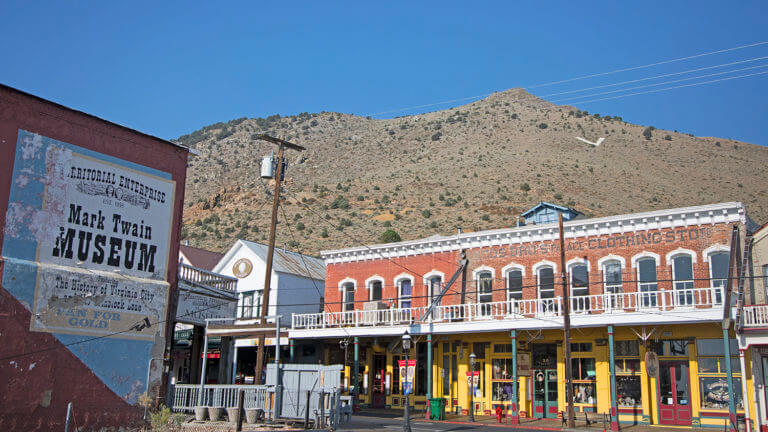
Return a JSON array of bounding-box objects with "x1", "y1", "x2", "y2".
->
[
  {"x1": 518, "y1": 352, "x2": 531, "y2": 375},
  {"x1": 398, "y1": 360, "x2": 416, "y2": 395},
  {"x1": 645, "y1": 351, "x2": 659, "y2": 379},
  {"x1": 466, "y1": 371, "x2": 480, "y2": 388}
]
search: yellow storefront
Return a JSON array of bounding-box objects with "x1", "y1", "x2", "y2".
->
[{"x1": 340, "y1": 323, "x2": 754, "y2": 428}]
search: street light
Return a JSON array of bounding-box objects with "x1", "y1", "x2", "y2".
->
[
  {"x1": 469, "y1": 353, "x2": 476, "y2": 422},
  {"x1": 402, "y1": 331, "x2": 412, "y2": 432}
]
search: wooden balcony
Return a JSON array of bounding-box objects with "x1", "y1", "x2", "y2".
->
[{"x1": 178, "y1": 262, "x2": 237, "y2": 293}]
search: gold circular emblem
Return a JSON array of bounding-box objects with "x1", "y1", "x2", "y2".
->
[{"x1": 232, "y1": 258, "x2": 253, "y2": 278}]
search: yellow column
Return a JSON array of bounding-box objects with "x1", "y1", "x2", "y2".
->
[{"x1": 639, "y1": 343, "x2": 653, "y2": 425}]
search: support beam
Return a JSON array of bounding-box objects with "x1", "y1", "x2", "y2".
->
[
  {"x1": 608, "y1": 325, "x2": 619, "y2": 431},
  {"x1": 724, "y1": 329, "x2": 736, "y2": 432},
  {"x1": 354, "y1": 336, "x2": 359, "y2": 411},
  {"x1": 739, "y1": 348, "x2": 752, "y2": 432},
  {"x1": 231, "y1": 346, "x2": 239, "y2": 384},
  {"x1": 510, "y1": 330, "x2": 519, "y2": 424},
  {"x1": 426, "y1": 333, "x2": 433, "y2": 419},
  {"x1": 289, "y1": 339, "x2": 295, "y2": 363}
]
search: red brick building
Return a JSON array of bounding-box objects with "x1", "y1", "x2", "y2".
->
[
  {"x1": 0, "y1": 84, "x2": 190, "y2": 431},
  {"x1": 290, "y1": 202, "x2": 757, "y2": 429}
]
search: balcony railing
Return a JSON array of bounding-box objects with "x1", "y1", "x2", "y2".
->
[
  {"x1": 179, "y1": 263, "x2": 238, "y2": 292},
  {"x1": 742, "y1": 304, "x2": 768, "y2": 328},
  {"x1": 292, "y1": 286, "x2": 723, "y2": 330}
]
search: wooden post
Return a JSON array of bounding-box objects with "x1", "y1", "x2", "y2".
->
[
  {"x1": 305, "y1": 390, "x2": 312, "y2": 429},
  {"x1": 559, "y1": 214, "x2": 575, "y2": 428},
  {"x1": 254, "y1": 135, "x2": 305, "y2": 385},
  {"x1": 510, "y1": 330, "x2": 519, "y2": 424},
  {"x1": 236, "y1": 389, "x2": 245, "y2": 432},
  {"x1": 319, "y1": 391, "x2": 326, "y2": 429}
]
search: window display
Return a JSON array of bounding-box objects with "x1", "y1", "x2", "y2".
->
[
  {"x1": 699, "y1": 377, "x2": 743, "y2": 410},
  {"x1": 616, "y1": 376, "x2": 641, "y2": 407},
  {"x1": 573, "y1": 383, "x2": 596, "y2": 404},
  {"x1": 492, "y1": 381, "x2": 517, "y2": 402}
]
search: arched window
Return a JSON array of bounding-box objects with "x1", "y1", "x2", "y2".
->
[
  {"x1": 507, "y1": 269, "x2": 523, "y2": 301},
  {"x1": 477, "y1": 271, "x2": 494, "y2": 316},
  {"x1": 538, "y1": 266, "x2": 555, "y2": 299},
  {"x1": 708, "y1": 251, "x2": 729, "y2": 304},
  {"x1": 342, "y1": 281, "x2": 356, "y2": 312},
  {"x1": 602, "y1": 260, "x2": 623, "y2": 309},
  {"x1": 427, "y1": 275, "x2": 443, "y2": 305},
  {"x1": 671, "y1": 254, "x2": 694, "y2": 305},
  {"x1": 397, "y1": 277, "x2": 413, "y2": 309},
  {"x1": 569, "y1": 263, "x2": 590, "y2": 313},
  {"x1": 637, "y1": 258, "x2": 658, "y2": 308},
  {"x1": 370, "y1": 280, "x2": 383, "y2": 302},
  {"x1": 537, "y1": 265, "x2": 557, "y2": 314}
]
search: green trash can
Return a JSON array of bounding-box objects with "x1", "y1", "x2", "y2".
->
[{"x1": 429, "y1": 398, "x2": 446, "y2": 420}]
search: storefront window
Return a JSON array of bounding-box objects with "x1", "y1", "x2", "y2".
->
[
  {"x1": 650, "y1": 339, "x2": 689, "y2": 356},
  {"x1": 697, "y1": 338, "x2": 742, "y2": 410},
  {"x1": 571, "y1": 358, "x2": 597, "y2": 404},
  {"x1": 392, "y1": 355, "x2": 401, "y2": 395},
  {"x1": 617, "y1": 376, "x2": 641, "y2": 407},
  {"x1": 700, "y1": 377, "x2": 743, "y2": 410},
  {"x1": 492, "y1": 381, "x2": 521, "y2": 402},
  {"x1": 493, "y1": 358, "x2": 514, "y2": 380},
  {"x1": 615, "y1": 340, "x2": 639, "y2": 356}
]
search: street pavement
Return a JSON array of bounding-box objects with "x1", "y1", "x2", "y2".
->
[{"x1": 335, "y1": 412, "x2": 554, "y2": 432}]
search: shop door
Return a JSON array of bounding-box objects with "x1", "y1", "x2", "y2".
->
[
  {"x1": 657, "y1": 361, "x2": 692, "y2": 425},
  {"x1": 372, "y1": 354, "x2": 386, "y2": 408},
  {"x1": 533, "y1": 369, "x2": 558, "y2": 418}
]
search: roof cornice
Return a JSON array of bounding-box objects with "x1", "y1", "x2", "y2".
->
[{"x1": 321, "y1": 202, "x2": 746, "y2": 265}]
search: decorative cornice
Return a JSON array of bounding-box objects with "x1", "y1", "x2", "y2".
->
[{"x1": 321, "y1": 202, "x2": 746, "y2": 265}]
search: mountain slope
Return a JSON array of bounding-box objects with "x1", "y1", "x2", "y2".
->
[{"x1": 178, "y1": 88, "x2": 768, "y2": 255}]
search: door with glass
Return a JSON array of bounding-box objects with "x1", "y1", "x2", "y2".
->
[
  {"x1": 533, "y1": 369, "x2": 558, "y2": 418},
  {"x1": 372, "y1": 354, "x2": 386, "y2": 408},
  {"x1": 657, "y1": 361, "x2": 692, "y2": 425}
]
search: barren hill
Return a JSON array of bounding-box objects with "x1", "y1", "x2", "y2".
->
[{"x1": 178, "y1": 88, "x2": 768, "y2": 256}]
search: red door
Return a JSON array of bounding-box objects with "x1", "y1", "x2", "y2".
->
[
  {"x1": 658, "y1": 361, "x2": 692, "y2": 426},
  {"x1": 372, "y1": 354, "x2": 386, "y2": 408}
]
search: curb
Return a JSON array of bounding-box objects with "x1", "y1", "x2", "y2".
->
[{"x1": 412, "y1": 419, "x2": 563, "y2": 430}]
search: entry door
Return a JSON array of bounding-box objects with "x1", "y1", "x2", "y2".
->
[
  {"x1": 372, "y1": 354, "x2": 386, "y2": 408},
  {"x1": 658, "y1": 361, "x2": 692, "y2": 425},
  {"x1": 533, "y1": 369, "x2": 558, "y2": 418}
]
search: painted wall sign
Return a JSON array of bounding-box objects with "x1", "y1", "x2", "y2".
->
[
  {"x1": 232, "y1": 258, "x2": 253, "y2": 278},
  {"x1": 467, "y1": 227, "x2": 713, "y2": 262},
  {"x1": 176, "y1": 289, "x2": 236, "y2": 326},
  {"x1": 3, "y1": 130, "x2": 174, "y2": 341}
]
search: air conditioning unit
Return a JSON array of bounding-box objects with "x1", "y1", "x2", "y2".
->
[
  {"x1": 362, "y1": 301, "x2": 388, "y2": 325},
  {"x1": 363, "y1": 301, "x2": 387, "y2": 311}
]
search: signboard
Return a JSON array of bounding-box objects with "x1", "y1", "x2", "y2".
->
[
  {"x1": 398, "y1": 360, "x2": 416, "y2": 395},
  {"x1": 466, "y1": 371, "x2": 481, "y2": 397},
  {"x1": 645, "y1": 351, "x2": 659, "y2": 379},
  {"x1": 3, "y1": 130, "x2": 175, "y2": 340},
  {"x1": 518, "y1": 352, "x2": 531, "y2": 375},
  {"x1": 176, "y1": 290, "x2": 237, "y2": 326}
]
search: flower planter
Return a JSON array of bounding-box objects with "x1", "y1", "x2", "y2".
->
[
  {"x1": 208, "y1": 406, "x2": 224, "y2": 421},
  {"x1": 194, "y1": 406, "x2": 208, "y2": 421},
  {"x1": 227, "y1": 407, "x2": 240, "y2": 423}
]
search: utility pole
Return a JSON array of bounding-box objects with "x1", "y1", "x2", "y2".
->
[
  {"x1": 254, "y1": 135, "x2": 305, "y2": 385},
  {"x1": 559, "y1": 214, "x2": 575, "y2": 429}
]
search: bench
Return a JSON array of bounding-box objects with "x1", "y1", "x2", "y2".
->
[{"x1": 561, "y1": 411, "x2": 608, "y2": 428}]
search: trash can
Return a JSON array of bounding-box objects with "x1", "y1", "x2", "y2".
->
[{"x1": 429, "y1": 398, "x2": 446, "y2": 420}]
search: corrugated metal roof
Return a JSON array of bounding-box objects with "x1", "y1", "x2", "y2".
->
[{"x1": 238, "y1": 240, "x2": 325, "y2": 280}]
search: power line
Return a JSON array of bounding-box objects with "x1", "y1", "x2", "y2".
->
[
  {"x1": 363, "y1": 41, "x2": 768, "y2": 117},
  {"x1": 563, "y1": 70, "x2": 768, "y2": 105},
  {"x1": 551, "y1": 63, "x2": 768, "y2": 104},
  {"x1": 538, "y1": 55, "x2": 768, "y2": 98},
  {"x1": 526, "y1": 41, "x2": 768, "y2": 89}
]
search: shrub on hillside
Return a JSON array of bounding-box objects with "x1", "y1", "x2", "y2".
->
[{"x1": 379, "y1": 229, "x2": 402, "y2": 243}]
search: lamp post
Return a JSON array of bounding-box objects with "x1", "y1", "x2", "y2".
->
[
  {"x1": 402, "y1": 331, "x2": 412, "y2": 432},
  {"x1": 469, "y1": 353, "x2": 476, "y2": 422}
]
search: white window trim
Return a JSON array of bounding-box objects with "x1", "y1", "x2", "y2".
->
[
  {"x1": 473, "y1": 266, "x2": 495, "y2": 304},
  {"x1": 338, "y1": 278, "x2": 357, "y2": 312},
  {"x1": 706, "y1": 249, "x2": 730, "y2": 289},
  {"x1": 394, "y1": 273, "x2": 414, "y2": 309},
  {"x1": 423, "y1": 270, "x2": 445, "y2": 303},
  {"x1": 600, "y1": 258, "x2": 624, "y2": 293},
  {"x1": 631, "y1": 251, "x2": 660, "y2": 268},
  {"x1": 365, "y1": 275, "x2": 385, "y2": 301},
  {"x1": 533, "y1": 260, "x2": 557, "y2": 275},
  {"x1": 597, "y1": 254, "x2": 626, "y2": 269},
  {"x1": 535, "y1": 261, "x2": 557, "y2": 299},
  {"x1": 502, "y1": 263, "x2": 525, "y2": 300},
  {"x1": 567, "y1": 259, "x2": 590, "y2": 296},
  {"x1": 665, "y1": 248, "x2": 697, "y2": 266}
]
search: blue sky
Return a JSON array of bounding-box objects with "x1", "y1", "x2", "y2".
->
[{"x1": 2, "y1": 1, "x2": 767, "y2": 145}]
